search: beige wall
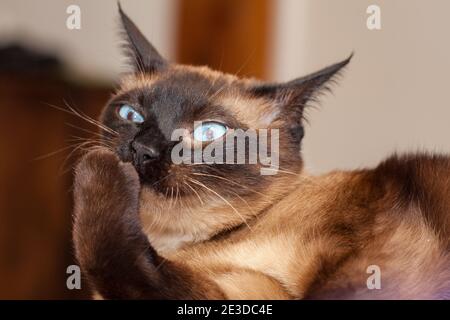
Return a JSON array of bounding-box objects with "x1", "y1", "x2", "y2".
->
[
  {"x1": 273, "y1": 0, "x2": 450, "y2": 173},
  {"x1": 0, "y1": 0, "x2": 176, "y2": 81}
]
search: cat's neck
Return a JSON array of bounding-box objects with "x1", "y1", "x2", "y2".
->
[{"x1": 141, "y1": 171, "x2": 323, "y2": 255}]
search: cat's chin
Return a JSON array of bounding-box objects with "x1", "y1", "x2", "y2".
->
[{"x1": 139, "y1": 176, "x2": 191, "y2": 204}]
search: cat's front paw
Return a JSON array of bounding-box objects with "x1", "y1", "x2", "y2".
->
[
  {"x1": 73, "y1": 148, "x2": 145, "y2": 284},
  {"x1": 73, "y1": 148, "x2": 140, "y2": 213},
  {"x1": 72, "y1": 147, "x2": 142, "y2": 255}
]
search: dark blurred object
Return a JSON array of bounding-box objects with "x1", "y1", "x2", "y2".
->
[
  {"x1": 176, "y1": 0, "x2": 272, "y2": 79},
  {"x1": 0, "y1": 44, "x2": 62, "y2": 74},
  {"x1": 0, "y1": 45, "x2": 110, "y2": 299}
]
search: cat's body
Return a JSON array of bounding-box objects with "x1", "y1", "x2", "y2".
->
[
  {"x1": 164, "y1": 154, "x2": 450, "y2": 299},
  {"x1": 72, "y1": 6, "x2": 450, "y2": 299}
]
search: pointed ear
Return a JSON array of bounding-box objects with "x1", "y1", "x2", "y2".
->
[
  {"x1": 118, "y1": 3, "x2": 167, "y2": 73},
  {"x1": 250, "y1": 54, "x2": 352, "y2": 122}
]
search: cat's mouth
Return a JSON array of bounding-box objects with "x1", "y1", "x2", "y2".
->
[{"x1": 134, "y1": 161, "x2": 172, "y2": 191}]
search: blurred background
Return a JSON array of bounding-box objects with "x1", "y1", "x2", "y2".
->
[{"x1": 0, "y1": 0, "x2": 449, "y2": 299}]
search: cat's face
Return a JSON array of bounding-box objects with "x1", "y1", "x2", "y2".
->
[
  {"x1": 102, "y1": 65, "x2": 280, "y2": 190},
  {"x1": 99, "y1": 7, "x2": 350, "y2": 248}
]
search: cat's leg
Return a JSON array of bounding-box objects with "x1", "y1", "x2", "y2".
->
[{"x1": 72, "y1": 149, "x2": 225, "y2": 299}]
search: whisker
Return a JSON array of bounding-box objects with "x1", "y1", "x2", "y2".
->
[
  {"x1": 63, "y1": 100, "x2": 119, "y2": 136},
  {"x1": 151, "y1": 173, "x2": 173, "y2": 187},
  {"x1": 65, "y1": 122, "x2": 107, "y2": 139},
  {"x1": 175, "y1": 183, "x2": 180, "y2": 207},
  {"x1": 44, "y1": 101, "x2": 119, "y2": 137},
  {"x1": 188, "y1": 178, "x2": 252, "y2": 231},
  {"x1": 191, "y1": 172, "x2": 270, "y2": 199},
  {"x1": 234, "y1": 48, "x2": 256, "y2": 78},
  {"x1": 267, "y1": 166, "x2": 329, "y2": 192},
  {"x1": 183, "y1": 181, "x2": 204, "y2": 206},
  {"x1": 227, "y1": 190, "x2": 256, "y2": 216},
  {"x1": 169, "y1": 187, "x2": 174, "y2": 208},
  {"x1": 59, "y1": 141, "x2": 107, "y2": 174},
  {"x1": 68, "y1": 136, "x2": 114, "y2": 149},
  {"x1": 33, "y1": 142, "x2": 83, "y2": 161}
]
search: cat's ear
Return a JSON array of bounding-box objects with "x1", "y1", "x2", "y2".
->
[
  {"x1": 250, "y1": 54, "x2": 352, "y2": 123},
  {"x1": 118, "y1": 3, "x2": 167, "y2": 73}
]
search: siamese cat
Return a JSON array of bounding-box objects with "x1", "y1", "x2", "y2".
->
[{"x1": 72, "y1": 6, "x2": 450, "y2": 299}]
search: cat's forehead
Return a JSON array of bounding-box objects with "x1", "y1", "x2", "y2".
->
[{"x1": 119, "y1": 65, "x2": 239, "y2": 99}]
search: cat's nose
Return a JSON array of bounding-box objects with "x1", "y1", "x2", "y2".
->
[{"x1": 131, "y1": 141, "x2": 160, "y2": 165}]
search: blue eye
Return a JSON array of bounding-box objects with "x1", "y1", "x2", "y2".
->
[
  {"x1": 118, "y1": 105, "x2": 144, "y2": 124},
  {"x1": 193, "y1": 122, "x2": 227, "y2": 142}
]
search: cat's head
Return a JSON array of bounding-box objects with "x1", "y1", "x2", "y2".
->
[{"x1": 99, "y1": 6, "x2": 350, "y2": 250}]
